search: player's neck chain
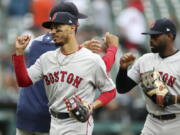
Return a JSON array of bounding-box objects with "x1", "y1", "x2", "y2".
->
[{"x1": 56, "y1": 49, "x2": 77, "y2": 66}]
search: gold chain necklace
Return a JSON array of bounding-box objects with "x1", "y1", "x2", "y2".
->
[{"x1": 56, "y1": 49, "x2": 77, "y2": 66}]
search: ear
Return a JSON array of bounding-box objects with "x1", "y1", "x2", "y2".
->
[
  {"x1": 69, "y1": 25, "x2": 76, "y2": 34},
  {"x1": 71, "y1": 25, "x2": 76, "y2": 31},
  {"x1": 167, "y1": 34, "x2": 174, "y2": 40}
]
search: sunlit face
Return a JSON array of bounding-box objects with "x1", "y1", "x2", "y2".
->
[
  {"x1": 50, "y1": 24, "x2": 74, "y2": 47},
  {"x1": 150, "y1": 34, "x2": 168, "y2": 53}
]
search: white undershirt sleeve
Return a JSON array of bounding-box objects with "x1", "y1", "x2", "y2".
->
[
  {"x1": 27, "y1": 58, "x2": 43, "y2": 83},
  {"x1": 93, "y1": 56, "x2": 115, "y2": 92},
  {"x1": 128, "y1": 58, "x2": 141, "y2": 83}
]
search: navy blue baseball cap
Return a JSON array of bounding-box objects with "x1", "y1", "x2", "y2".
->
[
  {"x1": 42, "y1": 12, "x2": 78, "y2": 29},
  {"x1": 50, "y1": 2, "x2": 87, "y2": 19},
  {"x1": 142, "y1": 18, "x2": 176, "y2": 35}
]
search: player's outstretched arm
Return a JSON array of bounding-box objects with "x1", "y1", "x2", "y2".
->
[
  {"x1": 82, "y1": 40, "x2": 103, "y2": 54},
  {"x1": 102, "y1": 32, "x2": 118, "y2": 72},
  {"x1": 12, "y1": 35, "x2": 33, "y2": 87},
  {"x1": 82, "y1": 32, "x2": 118, "y2": 72},
  {"x1": 116, "y1": 53, "x2": 137, "y2": 93}
]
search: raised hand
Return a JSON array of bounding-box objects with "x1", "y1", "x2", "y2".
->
[
  {"x1": 120, "y1": 53, "x2": 136, "y2": 69},
  {"x1": 15, "y1": 35, "x2": 31, "y2": 55},
  {"x1": 104, "y1": 32, "x2": 119, "y2": 47},
  {"x1": 82, "y1": 40, "x2": 103, "y2": 53}
]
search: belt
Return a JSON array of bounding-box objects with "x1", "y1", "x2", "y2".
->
[
  {"x1": 149, "y1": 113, "x2": 176, "y2": 120},
  {"x1": 50, "y1": 110, "x2": 70, "y2": 119}
]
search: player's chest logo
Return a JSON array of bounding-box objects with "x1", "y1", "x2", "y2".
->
[
  {"x1": 158, "y1": 72, "x2": 176, "y2": 87},
  {"x1": 43, "y1": 70, "x2": 83, "y2": 88}
]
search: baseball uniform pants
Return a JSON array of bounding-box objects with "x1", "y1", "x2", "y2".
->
[
  {"x1": 49, "y1": 115, "x2": 94, "y2": 135},
  {"x1": 141, "y1": 113, "x2": 180, "y2": 135}
]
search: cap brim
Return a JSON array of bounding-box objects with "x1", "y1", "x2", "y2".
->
[
  {"x1": 142, "y1": 30, "x2": 163, "y2": 35},
  {"x1": 42, "y1": 21, "x2": 65, "y2": 29},
  {"x1": 42, "y1": 21, "x2": 53, "y2": 29},
  {"x1": 78, "y1": 13, "x2": 87, "y2": 19}
]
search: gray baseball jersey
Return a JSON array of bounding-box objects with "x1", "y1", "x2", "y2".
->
[
  {"x1": 27, "y1": 47, "x2": 115, "y2": 112},
  {"x1": 128, "y1": 52, "x2": 180, "y2": 115}
]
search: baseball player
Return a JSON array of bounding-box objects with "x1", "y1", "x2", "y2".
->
[
  {"x1": 13, "y1": 11, "x2": 118, "y2": 135},
  {"x1": 116, "y1": 18, "x2": 180, "y2": 135},
  {"x1": 16, "y1": 2, "x2": 118, "y2": 135}
]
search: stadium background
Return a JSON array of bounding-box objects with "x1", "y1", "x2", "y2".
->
[{"x1": 0, "y1": 0, "x2": 180, "y2": 135}]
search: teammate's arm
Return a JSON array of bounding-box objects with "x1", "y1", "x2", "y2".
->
[
  {"x1": 82, "y1": 33, "x2": 118, "y2": 72},
  {"x1": 102, "y1": 32, "x2": 118, "y2": 72},
  {"x1": 82, "y1": 40, "x2": 102, "y2": 54},
  {"x1": 116, "y1": 53, "x2": 137, "y2": 93}
]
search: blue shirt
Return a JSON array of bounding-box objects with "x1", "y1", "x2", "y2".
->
[{"x1": 16, "y1": 33, "x2": 57, "y2": 132}]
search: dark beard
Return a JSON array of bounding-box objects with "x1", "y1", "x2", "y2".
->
[
  {"x1": 151, "y1": 48, "x2": 159, "y2": 53},
  {"x1": 55, "y1": 42, "x2": 64, "y2": 47},
  {"x1": 151, "y1": 43, "x2": 166, "y2": 54}
]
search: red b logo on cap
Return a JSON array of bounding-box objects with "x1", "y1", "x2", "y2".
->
[
  {"x1": 149, "y1": 21, "x2": 155, "y2": 28},
  {"x1": 51, "y1": 12, "x2": 59, "y2": 21}
]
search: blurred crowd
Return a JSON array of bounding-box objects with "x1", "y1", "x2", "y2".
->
[{"x1": 0, "y1": 0, "x2": 180, "y2": 135}]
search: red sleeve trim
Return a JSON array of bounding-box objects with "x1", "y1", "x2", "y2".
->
[
  {"x1": 102, "y1": 45, "x2": 118, "y2": 72},
  {"x1": 12, "y1": 54, "x2": 33, "y2": 87},
  {"x1": 97, "y1": 88, "x2": 116, "y2": 106}
]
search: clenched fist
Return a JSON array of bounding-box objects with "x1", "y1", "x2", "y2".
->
[
  {"x1": 104, "y1": 32, "x2": 119, "y2": 47},
  {"x1": 15, "y1": 35, "x2": 31, "y2": 55},
  {"x1": 120, "y1": 53, "x2": 136, "y2": 69}
]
